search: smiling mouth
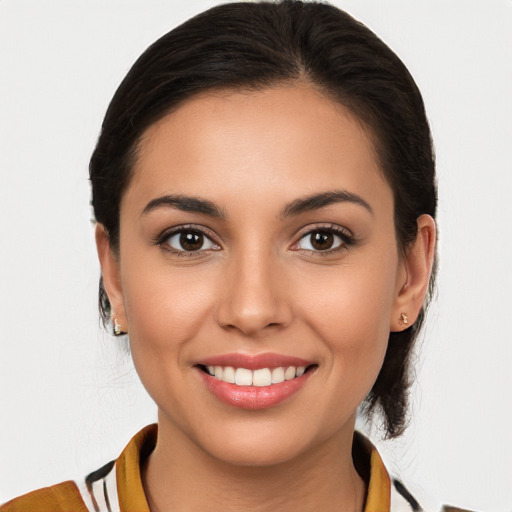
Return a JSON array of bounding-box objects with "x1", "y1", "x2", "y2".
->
[{"x1": 198, "y1": 364, "x2": 317, "y2": 387}]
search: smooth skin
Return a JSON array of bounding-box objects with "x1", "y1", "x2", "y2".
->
[{"x1": 96, "y1": 84, "x2": 436, "y2": 512}]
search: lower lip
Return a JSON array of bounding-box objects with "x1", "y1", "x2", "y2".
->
[{"x1": 198, "y1": 369, "x2": 313, "y2": 410}]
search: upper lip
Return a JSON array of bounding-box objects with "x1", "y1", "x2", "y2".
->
[{"x1": 197, "y1": 352, "x2": 315, "y2": 370}]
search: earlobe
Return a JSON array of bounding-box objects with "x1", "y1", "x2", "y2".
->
[
  {"x1": 95, "y1": 224, "x2": 127, "y2": 330},
  {"x1": 391, "y1": 214, "x2": 436, "y2": 332}
]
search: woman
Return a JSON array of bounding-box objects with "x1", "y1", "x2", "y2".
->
[{"x1": 2, "y1": 1, "x2": 441, "y2": 510}]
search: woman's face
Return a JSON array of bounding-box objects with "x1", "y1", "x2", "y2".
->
[{"x1": 103, "y1": 84, "x2": 411, "y2": 465}]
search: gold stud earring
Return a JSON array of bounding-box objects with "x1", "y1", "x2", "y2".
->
[
  {"x1": 113, "y1": 318, "x2": 124, "y2": 336},
  {"x1": 400, "y1": 313, "x2": 409, "y2": 325}
]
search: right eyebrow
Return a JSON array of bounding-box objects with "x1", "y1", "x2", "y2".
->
[
  {"x1": 142, "y1": 194, "x2": 226, "y2": 219},
  {"x1": 280, "y1": 190, "x2": 373, "y2": 218}
]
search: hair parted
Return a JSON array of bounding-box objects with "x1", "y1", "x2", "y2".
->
[{"x1": 90, "y1": 0, "x2": 437, "y2": 438}]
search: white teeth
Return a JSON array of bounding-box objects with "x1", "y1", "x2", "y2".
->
[
  {"x1": 206, "y1": 365, "x2": 311, "y2": 386},
  {"x1": 284, "y1": 366, "x2": 296, "y2": 380},
  {"x1": 271, "y1": 367, "x2": 285, "y2": 384},
  {"x1": 253, "y1": 368, "x2": 272, "y2": 387},
  {"x1": 235, "y1": 368, "x2": 253, "y2": 386},
  {"x1": 222, "y1": 366, "x2": 235, "y2": 383}
]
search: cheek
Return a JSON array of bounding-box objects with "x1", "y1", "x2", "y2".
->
[
  {"x1": 118, "y1": 261, "x2": 222, "y2": 419},
  {"x1": 316, "y1": 292, "x2": 390, "y2": 393},
  {"x1": 297, "y1": 259, "x2": 397, "y2": 336},
  {"x1": 120, "y1": 258, "x2": 218, "y2": 360},
  {"x1": 292, "y1": 253, "x2": 398, "y2": 379}
]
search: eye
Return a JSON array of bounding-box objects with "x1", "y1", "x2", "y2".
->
[
  {"x1": 295, "y1": 228, "x2": 352, "y2": 252},
  {"x1": 164, "y1": 229, "x2": 219, "y2": 253}
]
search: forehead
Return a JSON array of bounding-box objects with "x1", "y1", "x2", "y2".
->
[{"x1": 125, "y1": 84, "x2": 391, "y2": 214}]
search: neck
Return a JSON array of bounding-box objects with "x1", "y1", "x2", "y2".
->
[{"x1": 142, "y1": 415, "x2": 366, "y2": 512}]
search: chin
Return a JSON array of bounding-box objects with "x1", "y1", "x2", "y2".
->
[
  {"x1": 190, "y1": 412, "x2": 347, "y2": 469},
  {"x1": 205, "y1": 434, "x2": 310, "y2": 468}
]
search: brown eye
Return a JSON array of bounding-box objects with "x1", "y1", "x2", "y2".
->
[
  {"x1": 165, "y1": 230, "x2": 218, "y2": 252},
  {"x1": 310, "y1": 231, "x2": 334, "y2": 250},
  {"x1": 180, "y1": 231, "x2": 203, "y2": 251},
  {"x1": 295, "y1": 229, "x2": 348, "y2": 252}
]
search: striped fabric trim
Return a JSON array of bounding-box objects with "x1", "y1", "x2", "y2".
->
[
  {"x1": 74, "y1": 461, "x2": 120, "y2": 512},
  {"x1": 70, "y1": 424, "x2": 426, "y2": 512},
  {"x1": 391, "y1": 479, "x2": 424, "y2": 512},
  {"x1": 74, "y1": 471, "x2": 422, "y2": 512},
  {"x1": 72, "y1": 464, "x2": 421, "y2": 512}
]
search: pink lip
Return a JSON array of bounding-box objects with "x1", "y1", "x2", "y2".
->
[
  {"x1": 198, "y1": 370, "x2": 314, "y2": 410},
  {"x1": 195, "y1": 353, "x2": 316, "y2": 410},
  {"x1": 198, "y1": 352, "x2": 314, "y2": 370}
]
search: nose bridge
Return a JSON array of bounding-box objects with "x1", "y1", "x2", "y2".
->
[{"x1": 217, "y1": 241, "x2": 289, "y2": 336}]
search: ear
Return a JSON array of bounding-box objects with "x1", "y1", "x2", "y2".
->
[
  {"x1": 95, "y1": 224, "x2": 127, "y2": 331},
  {"x1": 390, "y1": 214, "x2": 436, "y2": 332}
]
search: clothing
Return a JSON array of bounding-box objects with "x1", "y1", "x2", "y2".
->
[{"x1": 0, "y1": 424, "x2": 428, "y2": 512}]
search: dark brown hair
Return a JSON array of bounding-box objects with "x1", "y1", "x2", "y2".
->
[{"x1": 90, "y1": 0, "x2": 437, "y2": 438}]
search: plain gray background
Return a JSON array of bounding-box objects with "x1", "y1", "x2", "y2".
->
[{"x1": 1, "y1": 1, "x2": 511, "y2": 510}]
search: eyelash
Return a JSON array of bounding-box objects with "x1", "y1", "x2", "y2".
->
[
  {"x1": 292, "y1": 224, "x2": 355, "y2": 256},
  {"x1": 155, "y1": 224, "x2": 220, "y2": 257},
  {"x1": 154, "y1": 223, "x2": 355, "y2": 256}
]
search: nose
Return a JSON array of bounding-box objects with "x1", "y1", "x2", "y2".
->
[{"x1": 216, "y1": 247, "x2": 292, "y2": 337}]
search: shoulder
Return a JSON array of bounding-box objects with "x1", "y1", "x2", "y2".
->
[
  {"x1": 1, "y1": 425, "x2": 156, "y2": 512},
  {"x1": 354, "y1": 432, "x2": 474, "y2": 512},
  {"x1": 1, "y1": 481, "x2": 88, "y2": 512}
]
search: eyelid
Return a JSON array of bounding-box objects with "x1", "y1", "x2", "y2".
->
[
  {"x1": 155, "y1": 224, "x2": 221, "y2": 252},
  {"x1": 290, "y1": 223, "x2": 355, "y2": 252}
]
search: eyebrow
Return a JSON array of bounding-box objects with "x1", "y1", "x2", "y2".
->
[
  {"x1": 142, "y1": 189, "x2": 372, "y2": 219},
  {"x1": 280, "y1": 190, "x2": 373, "y2": 218},
  {"x1": 142, "y1": 194, "x2": 226, "y2": 219}
]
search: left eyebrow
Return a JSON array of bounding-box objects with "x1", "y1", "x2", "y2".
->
[
  {"x1": 280, "y1": 190, "x2": 374, "y2": 218},
  {"x1": 142, "y1": 194, "x2": 226, "y2": 219}
]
